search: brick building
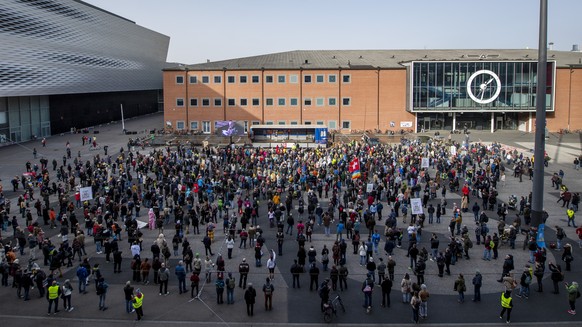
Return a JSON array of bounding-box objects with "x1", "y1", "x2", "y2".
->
[{"x1": 163, "y1": 49, "x2": 582, "y2": 134}]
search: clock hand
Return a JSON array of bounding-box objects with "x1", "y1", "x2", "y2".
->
[{"x1": 485, "y1": 78, "x2": 494, "y2": 85}]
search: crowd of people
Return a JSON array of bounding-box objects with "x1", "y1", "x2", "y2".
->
[{"x1": 0, "y1": 133, "x2": 580, "y2": 323}]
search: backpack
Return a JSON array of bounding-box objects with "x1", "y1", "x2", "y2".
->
[
  {"x1": 524, "y1": 274, "x2": 532, "y2": 285},
  {"x1": 228, "y1": 278, "x2": 235, "y2": 289},
  {"x1": 467, "y1": 238, "x2": 473, "y2": 248},
  {"x1": 96, "y1": 282, "x2": 105, "y2": 295},
  {"x1": 264, "y1": 284, "x2": 273, "y2": 295}
]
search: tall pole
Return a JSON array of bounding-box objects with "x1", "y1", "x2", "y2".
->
[
  {"x1": 120, "y1": 104, "x2": 125, "y2": 132},
  {"x1": 531, "y1": 0, "x2": 548, "y2": 228}
]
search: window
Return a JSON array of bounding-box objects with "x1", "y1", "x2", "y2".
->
[
  {"x1": 278, "y1": 121, "x2": 286, "y2": 125},
  {"x1": 265, "y1": 75, "x2": 273, "y2": 83},
  {"x1": 342, "y1": 75, "x2": 351, "y2": 83},
  {"x1": 304, "y1": 75, "x2": 312, "y2": 83},
  {"x1": 190, "y1": 121, "x2": 199, "y2": 130},
  {"x1": 239, "y1": 76, "x2": 247, "y2": 83},
  {"x1": 290, "y1": 98, "x2": 298, "y2": 106},
  {"x1": 290, "y1": 75, "x2": 298, "y2": 83},
  {"x1": 252, "y1": 75, "x2": 260, "y2": 83},
  {"x1": 240, "y1": 98, "x2": 248, "y2": 106},
  {"x1": 316, "y1": 75, "x2": 324, "y2": 83},
  {"x1": 328, "y1": 98, "x2": 337, "y2": 106},
  {"x1": 316, "y1": 121, "x2": 324, "y2": 125},
  {"x1": 278, "y1": 75, "x2": 286, "y2": 83},
  {"x1": 214, "y1": 98, "x2": 222, "y2": 107},
  {"x1": 342, "y1": 98, "x2": 351, "y2": 106},
  {"x1": 176, "y1": 76, "x2": 184, "y2": 84},
  {"x1": 278, "y1": 98, "x2": 286, "y2": 106},
  {"x1": 190, "y1": 98, "x2": 198, "y2": 107},
  {"x1": 328, "y1": 120, "x2": 337, "y2": 129},
  {"x1": 252, "y1": 98, "x2": 260, "y2": 106},
  {"x1": 316, "y1": 98, "x2": 324, "y2": 106},
  {"x1": 202, "y1": 121, "x2": 211, "y2": 134},
  {"x1": 176, "y1": 98, "x2": 184, "y2": 107},
  {"x1": 189, "y1": 76, "x2": 197, "y2": 84},
  {"x1": 202, "y1": 76, "x2": 209, "y2": 84},
  {"x1": 266, "y1": 98, "x2": 274, "y2": 106},
  {"x1": 227, "y1": 76, "x2": 235, "y2": 83},
  {"x1": 252, "y1": 121, "x2": 260, "y2": 126},
  {"x1": 328, "y1": 75, "x2": 337, "y2": 83},
  {"x1": 304, "y1": 121, "x2": 312, "y2": 125},
  {"x1": 214, "y1": 76, "x2": 222, "y2": 84},
  {"x1": 202, "y1": 98, "x2": 210, "y2": 107},
  {"x1": 176, "y1": 121, "x2": 185, "y2": 130},
  {"x1": 265, "y1": 121, "x2": 274, "y2": 125},
  {"x1": 243, "y1": 121, "x2": 248, "y2": 133},
  {"x1": 290, "y1": 121, "x2": 298, "y2": 125},
  {"x1": 227, "y1": 98, "x2": 236, "y2": 106},
  {"x1": 342, "y1": 121, "x2": 351, "y2": 129},
  {"x1": 304, "y1": 98, "x2": 312, "y2": 106}
]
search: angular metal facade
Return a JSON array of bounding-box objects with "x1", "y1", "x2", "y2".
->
[{"x1": 0, "y1": 0, "x2": 170, "y2": 96}]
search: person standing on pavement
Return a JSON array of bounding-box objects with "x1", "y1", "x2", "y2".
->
[
  {"x1": 401, "y1": 273, "x2": 412, "y2": 303},
  {"x1": 500, "y1": 290, "x2": 513, "y2": 323},
  {"x1": 562, "y1": 244, "x2": 574, "y2": 271},
  {"x1": 47, "y1": 280, "x2": 61, "y2": 315},
  {"x1": 565, "y1": 281, "x2": 579, "y2": 315},
  {"x1": 290, "y1": 259, "x2": 301, "y2": 288},
  {"x1": 238, "y1": 258, "x2": 249, "y2": 288},
  {"x1": 418, "y1": 284, "x2": 429, "y2": 319},
  {"x1": 158, "y1": 263, "x2": 170, "y2": 295},
  {"x1": 380, "y1": 274, "x2": 392, "y2": 308},
  {"x1": 454, "y1": 273, "x2": 466, "y2": 303},
  {"x1": 190, "y1": 272, "x2": 200, "y2": 299},
  {"x1": 244, "y1": 283, "x2": 257, "y2": 316},
  {"x1": 61, "y1": 279, "x2": 74, "y2": 312},
  {"x1": 225, "y1": 272, "x2": 235, "y2": 304},
  {"x1": 175, "y1": 260, "x2": 187, "y2": 294},
  {"x1": 339, "y1": 263, "x2": 349, "y2": 291},
  {"x1": 123, "y1": 281, "x2": 134, "y2": 314},
  {"x1": 472, "y1": 270, "x2": 482, "y2": 302},
  {"x1": 215, "y1": 274, "x2": 225, "y2": 304},
  {"x1": 131, "y1": 289, "x2": 144, "y2": 321},
  {"x1": 96, "y1": 277, "x2": 109, "y2": 311},
  {"x1": 549, "y1": 262, "x2": 564, "y2": 294},
  {"x1": 225, "y1": 235, "x2": 235, "y2": 259},
  {"x1": 309, "y1": 262, "x2": 320, "y2": 291},
  {"x1": 262, "y1": 277, "x2": 274, "y2": 311},
  {"x1": 362, "y1": 273, "x2": 374, "y2": 310},
  {"x1": 410, "y1": 291, "x2": 421, "y2": 324}
]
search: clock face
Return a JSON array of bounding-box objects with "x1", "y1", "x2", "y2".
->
[{"x1": 466, "y1": 70, "x2": 501, "y2": 104}]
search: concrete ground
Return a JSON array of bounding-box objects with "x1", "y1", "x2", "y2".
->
[{"x1": 0, "y1": 113, "x2": 581, "y2": 326}]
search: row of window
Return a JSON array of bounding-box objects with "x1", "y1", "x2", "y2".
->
[
  {"x1": 173, "y1": 120, "x2": 351, "y2": 132},
  {"x1": 176, "y1": 74, "x2": 351, "y2": 85},
  {"x1": 176, "y1": 97, "x2": 351, "y2": 107}
]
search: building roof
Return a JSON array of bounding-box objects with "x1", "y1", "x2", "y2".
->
[{"x1": 164, "y1": 49, "x2": 582, "y2": 71}]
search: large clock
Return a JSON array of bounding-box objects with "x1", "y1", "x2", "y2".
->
[{"x1": 466, "y1": 70, "x2": 501, "y2": 104}]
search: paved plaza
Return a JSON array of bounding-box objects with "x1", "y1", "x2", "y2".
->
[{"x1": 0, "y1": 113, "x2": 581, "y2": 326}]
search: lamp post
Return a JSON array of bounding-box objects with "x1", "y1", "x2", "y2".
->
[{"x1": 530, "y1": 0, "x2": 548, "y2": 228}]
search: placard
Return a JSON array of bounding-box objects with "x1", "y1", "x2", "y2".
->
[
  {"x1": 366, "y1": 183, "x2": 374, "y2": 193},
  {"x1": 421, "y1": 158, "x2": 430, "y2": 168},
  {"x1": 450, "y1": 145, "x2": 457, "y2": 156},
  {"x1": 411, "y1": 198, "x2": 423, "y2": 215},
  {"x1": 80, "y1": 186, "x2": 93, "y2": 201}
]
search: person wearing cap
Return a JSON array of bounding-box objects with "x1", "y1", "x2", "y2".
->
[
  {"x1": 124, "y1": 281, "x2": 135, "y2": 313},
  {"x1": 132, "y1": 289, "x2": 144, "y2": 321},
  {"x1": 47, "y1": 279, "x2": 61, "y2": 315},
  {"x1": 244, "y1": 283, "x2": 257, "y2": 316},
  {"x1": 238, "y1": 258, "x2": 250, "y2": 288}
]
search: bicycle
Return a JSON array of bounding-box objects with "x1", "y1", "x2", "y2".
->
[{"x1": 323, "y1": 293, "x2": 346, "y2": 323}]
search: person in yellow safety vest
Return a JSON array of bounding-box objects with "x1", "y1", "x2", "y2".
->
[
  {"x1": 567, "y1": 208, "x2": 577, "y2": 228},
  {"x1": 499, "y1": 290, "x2": 513, "y2": 323},
  {"x1": 46, "y1": 280, "x2": 61, "y2": 315},
  {"x1": 132, "y1": 290, "x2": 144, "y2": 321}
]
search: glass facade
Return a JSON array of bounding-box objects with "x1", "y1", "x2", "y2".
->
[{"x1": 411, "y1": 61, "x2": 554, "y2": 112}]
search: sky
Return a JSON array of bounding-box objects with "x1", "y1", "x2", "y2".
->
[{"x1": 83, "y1": 0, "x2": 582, "y2": 65}]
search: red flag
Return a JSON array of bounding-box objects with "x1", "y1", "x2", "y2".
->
[{"x1": 349, "y1": 158, "x2": 360, "y2": 173}]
